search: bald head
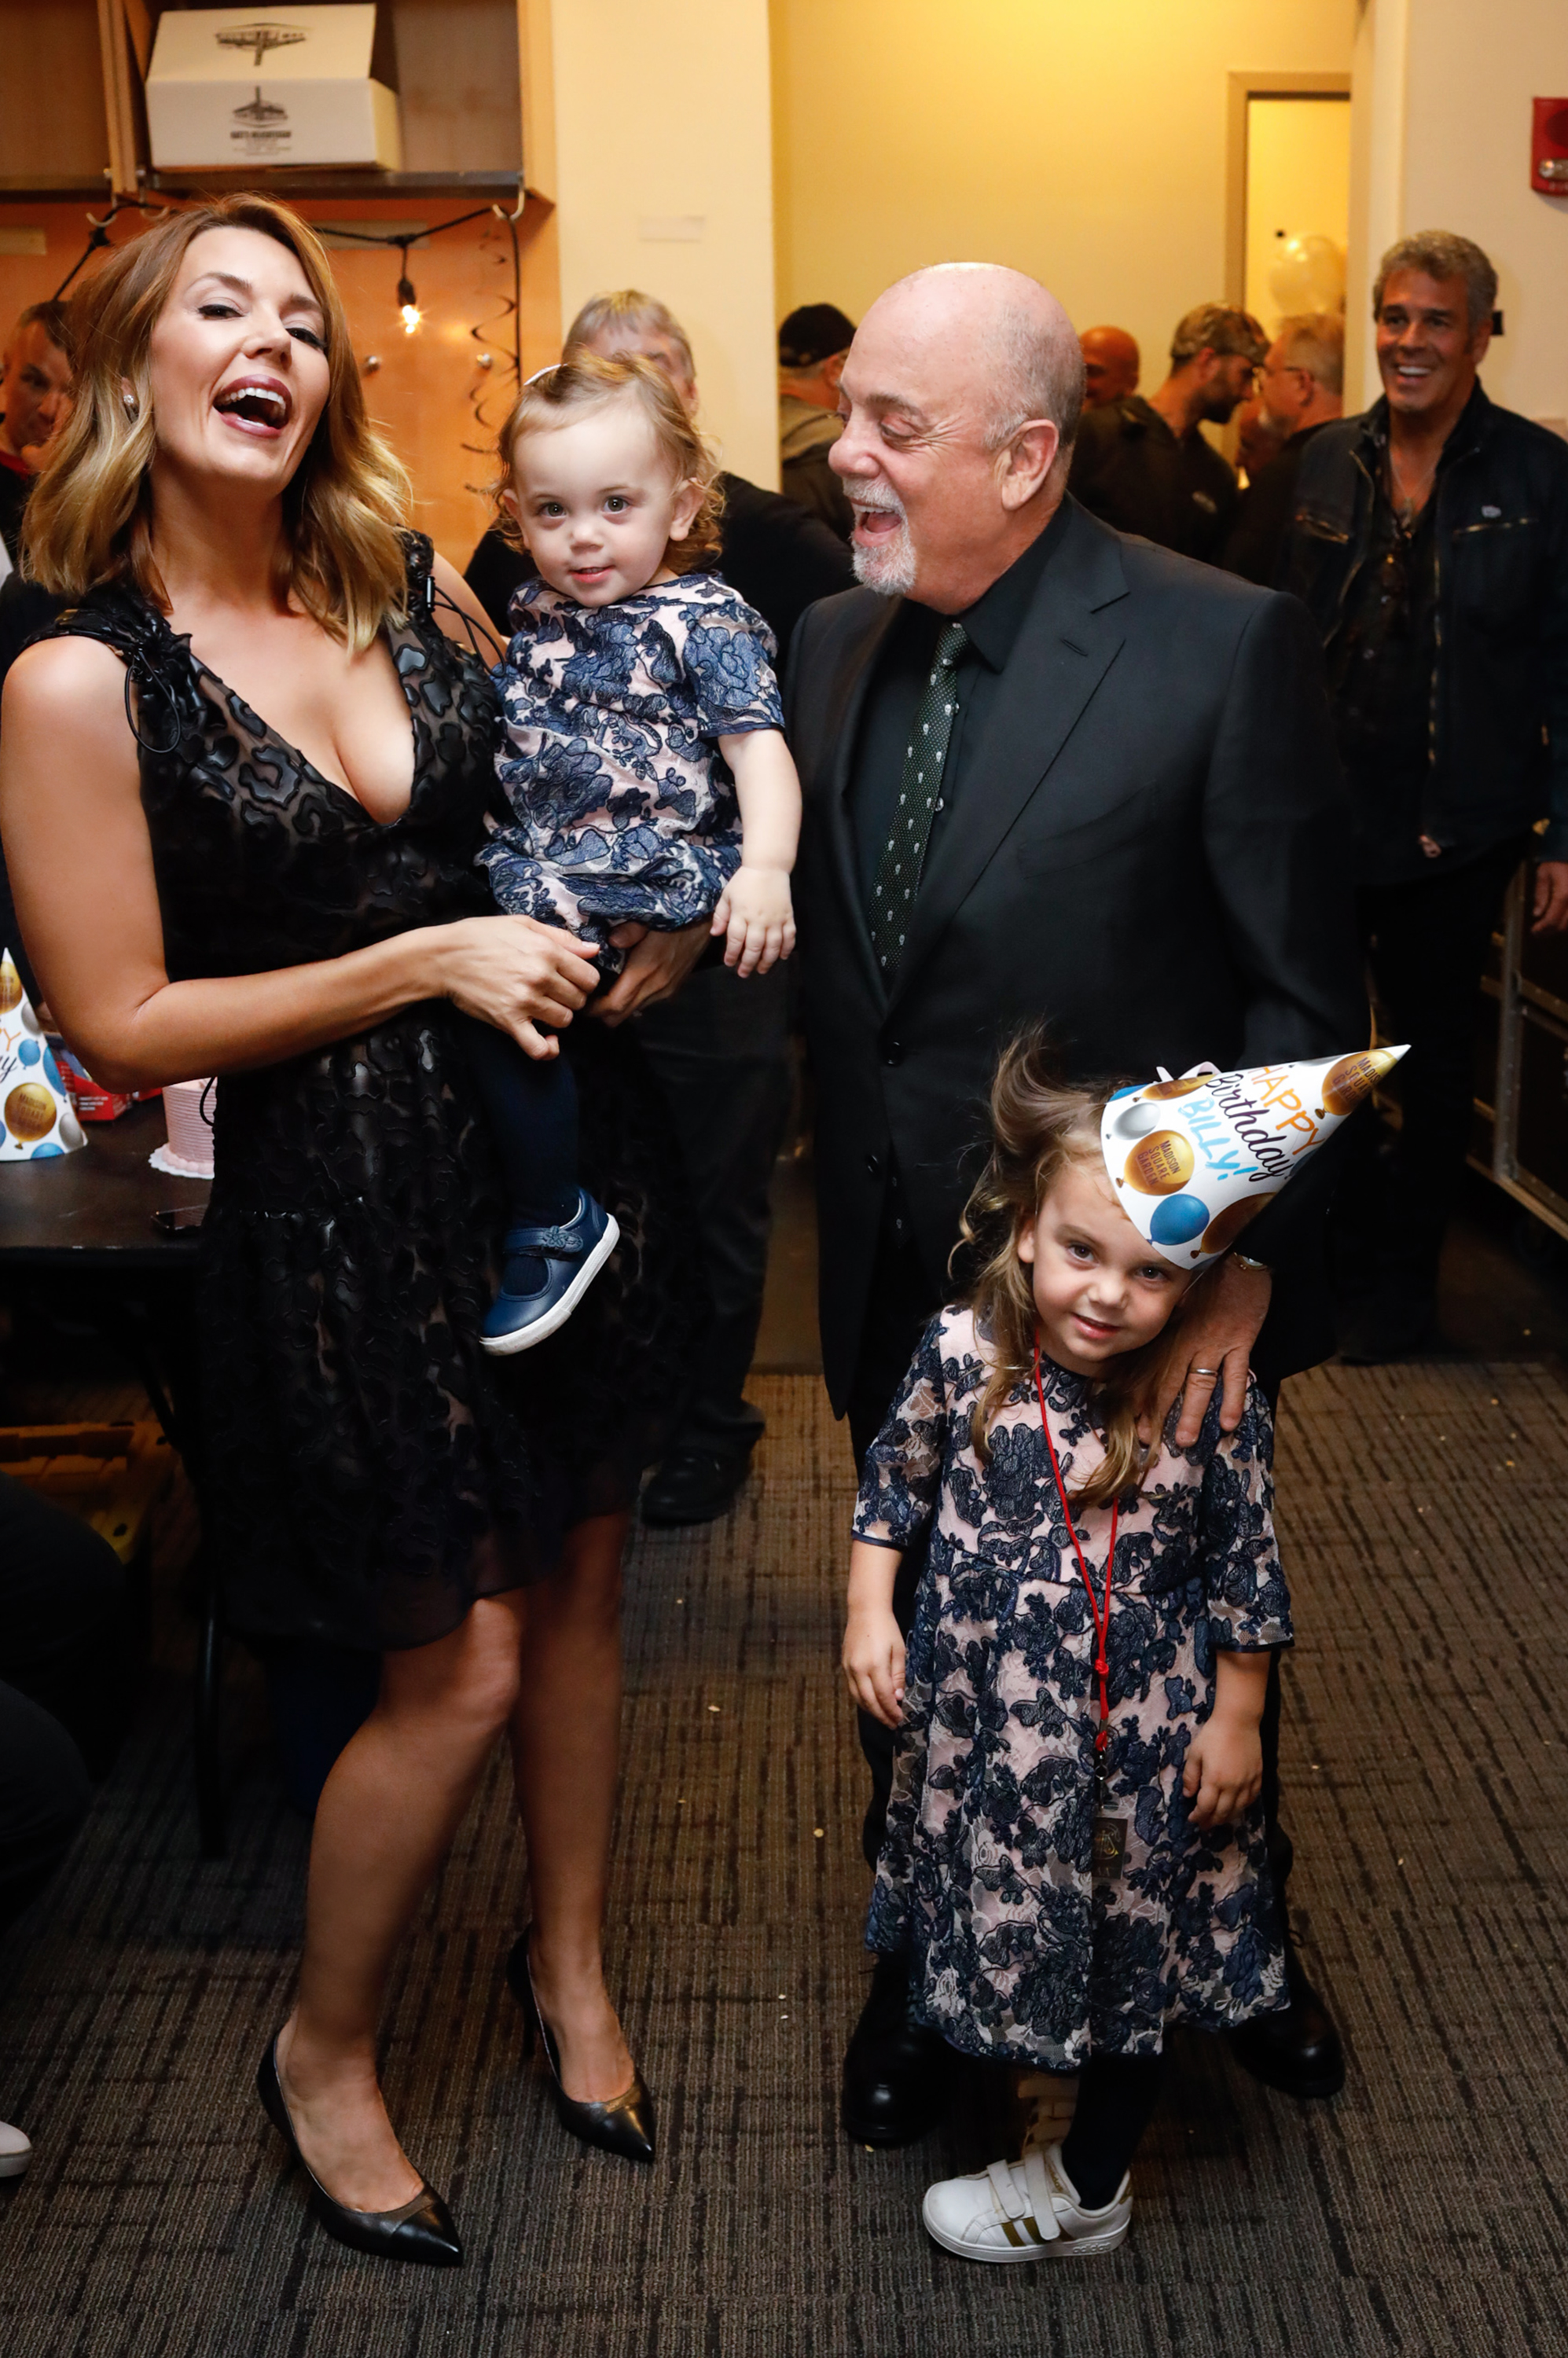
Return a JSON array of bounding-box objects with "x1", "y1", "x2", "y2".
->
[
  {"x1": 1079, "y1": 325, "x2": 1140, "y2": 409},
  {"x1": 860, "y1": 265, "x2": 1085, "y2": 464},
  {"x1": 832, "y1": 264, "x2": 1085, "y2": 612}
]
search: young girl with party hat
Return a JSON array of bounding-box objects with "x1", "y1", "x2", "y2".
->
[{"x1": 843, "y1": 1026, "x2": 1399, "y2": 2261}]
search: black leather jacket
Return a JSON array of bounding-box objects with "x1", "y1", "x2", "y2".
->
[{"x1": 1282, "y1": 386, "x2": 1568, "y2": 862}]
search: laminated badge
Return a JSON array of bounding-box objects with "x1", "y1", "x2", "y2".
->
[
  {"x1": 0, "y1": 949, "x2": 86, "y2": 1160},
  {"x1": 1103, "y1": 1045, "x2": 1408, "y2": 1268}
]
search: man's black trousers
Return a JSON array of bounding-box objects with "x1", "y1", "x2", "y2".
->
[
  {"x1": 845, "y1": 1220, "x2": 1294, "y2": 1908},
  {"x1": 1341, "y1": 836, "x2": 1528, "y2": 1315},
  {"x1": 638, "y1": 961, "x2": 791, "y2": 1456}
]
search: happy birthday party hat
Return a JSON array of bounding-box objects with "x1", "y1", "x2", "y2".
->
[
  {"x1": 1102, "y1": 1045, "x2": 1407, "y2": 1269},
  {"x1": 0, "y1": 948, "x2": 86, "y2": 1161}
]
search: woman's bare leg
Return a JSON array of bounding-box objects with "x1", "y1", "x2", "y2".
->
[
  {"x1": 509, "y1": 1509, "x2": 634, "y2": 2102},
  {"x1": 275, "y1": 1592, "x2": 527, "y2": 2210}
]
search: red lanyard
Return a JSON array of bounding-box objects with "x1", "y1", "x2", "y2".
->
[{"x1": 1034, "y1": 1342, "x2": 1119, "y2": 1755}]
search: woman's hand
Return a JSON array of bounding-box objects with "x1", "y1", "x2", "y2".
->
[
  {"x1": 430, "y1": 914, "x2": 601, "y2": 1059},
  {"x1": 1181, "y1": 1651, "x2": 1270, "y2": 1828},
  {"x1": 591, "y1": 916, "x2": 711, "y2": 1025}
]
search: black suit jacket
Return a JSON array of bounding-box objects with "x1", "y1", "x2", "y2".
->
[{"x1": 786, "y1": 496, "x2": 1366, "y2": 1411}]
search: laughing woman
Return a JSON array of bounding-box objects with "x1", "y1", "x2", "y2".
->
[{"x1": 0, "y1": 198, "x2": 702, "y2": 2265}]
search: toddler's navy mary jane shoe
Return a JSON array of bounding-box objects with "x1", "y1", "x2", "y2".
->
[{"x1": 480, "y1": 1191, "x2": 620, "y2": 1355}]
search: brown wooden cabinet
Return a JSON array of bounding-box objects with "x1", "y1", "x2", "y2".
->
[{"x1": 0, "y1": 0, "x2": 555, "y2": 203}]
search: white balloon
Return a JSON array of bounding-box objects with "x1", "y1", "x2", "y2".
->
[
  {"x1": 1112, "y1": 1100, "x2": 1167, "y2": 1140},
  {"x1": 1268, "y1": 234, "x2": 1346, "y2": 318}
]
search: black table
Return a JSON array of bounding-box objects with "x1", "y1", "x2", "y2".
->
[{"x1": 0, "y1": 1100, "x2": 226, "y2": 1853}]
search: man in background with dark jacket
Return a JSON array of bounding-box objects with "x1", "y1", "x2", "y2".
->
[
  {"x1": 1283, "y1": 231, "x2": 1568, "y2": 1361},
  {"x1": 1225, "y1": 312, "x2": 1344, "y2": 586},
  {"x1": 1069, "y1": 302, "x2": 1265, "y2": 563}
]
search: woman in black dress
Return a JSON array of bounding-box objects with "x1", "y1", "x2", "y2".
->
[{"x1": 0, "y1": 198, "x2": 703, "y2": 2265}]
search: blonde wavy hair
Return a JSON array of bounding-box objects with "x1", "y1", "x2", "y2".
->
[
  {"x1": 492, "y1": 353, "x2": 723, "y2": 575},
  {"x1": 24, "y1": 194, "x2": 410, "y2": 652},
  {"x1": 960, "y1": 1027, "x2": 1213, "y2": 1511}
]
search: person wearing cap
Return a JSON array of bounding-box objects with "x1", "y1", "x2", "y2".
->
[
  {"x1": 1069, "y1": 302, "x2": 1267, "y2": 564},
  {"x1": 778, "y1": 303, "x2": 856, "y2": 540},
  {"x1": 1223, "y1": 313, "x2": 1344, "y2": 588},
  {"x1": 0, "y1": 300, "x2": 72, "y2": 572},
  {"x1": 788, "y1": 262, "x2": 1364, "y2": 2144}
]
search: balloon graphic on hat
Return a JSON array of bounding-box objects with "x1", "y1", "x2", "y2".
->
[
  {"x1": 1103, "y1": 1045, "x2": 1408, "y2": 1267},
  {"x1": 0, "y1": 948, "x2": 86, "y2": 1161}
]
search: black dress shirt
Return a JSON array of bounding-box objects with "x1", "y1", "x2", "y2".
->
[
  {"x1": 849, "y1": 505, "x2": 1070, "y2": 905},
  {"x1": 1324, "y1": 445, "x2": 1446, "y2": 886}
]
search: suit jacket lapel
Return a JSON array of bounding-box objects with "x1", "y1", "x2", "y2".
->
[
  {"x1": 889, "y1": 507, "x2": 1129, "y2": 1008},
  {"x1": 814, "y1": 593, "x2": 901, "y2": 1006}
]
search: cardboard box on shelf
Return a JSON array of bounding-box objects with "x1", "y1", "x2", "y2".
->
[{"x1": 146, "y1": 6, "x2": 402, "y2": 173}]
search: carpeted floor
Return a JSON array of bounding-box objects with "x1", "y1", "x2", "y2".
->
[{"x1": 3, "y1": 1360, "x2": 1567, "y2": 2356}]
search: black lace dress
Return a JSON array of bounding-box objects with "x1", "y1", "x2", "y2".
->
[{"x1": 52, "y1": 537, "x2": 692, "y2": 1651}]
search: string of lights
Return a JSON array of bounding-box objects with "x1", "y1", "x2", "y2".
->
[{"x1": 50, "y1": 193, "x2": 526, "y2": 386}]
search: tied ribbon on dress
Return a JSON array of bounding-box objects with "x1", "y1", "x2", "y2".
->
[{"x1": 1033, "y1": 1340, "x2": 1119, "y2": 1757}]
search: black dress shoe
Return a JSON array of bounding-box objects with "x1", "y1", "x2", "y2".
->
[
  {"x1": 256, "y1": 2037, "x2": 462, "y2": 2265},
  {"x1": 506, "y1": 1934, "x2": 656, "y2": 2164},
  {"x1": 1229, "y1": 1955, "x2": 1346, "y2": 2099},
  {"x1": 641, "y1": 1442, "x2": 756, "y2": 1527},
  {"x1": 1337, "y1": 1295, "x2": 1438, "y2": 1364},
  {"x1": 841, "y1": 1952, "x2": 949, "y2": 2146}
]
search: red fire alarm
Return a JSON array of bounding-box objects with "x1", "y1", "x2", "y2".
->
[{"x1": 1533, "y1": 99, "x2": 1568, "y2": 196}]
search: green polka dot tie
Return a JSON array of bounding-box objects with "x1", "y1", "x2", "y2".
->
[{"x1": 869, "y1": 619, "x2": 969, "y2": 982}]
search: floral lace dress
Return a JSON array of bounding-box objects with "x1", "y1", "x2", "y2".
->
[
  {"x1": 50, "y1": 537, "x2": 694, "y2": 1653},
  {"x1": 482, "y1": 575, "x2": 782, "y2": 965},
  {"x1": 855, "y1": 1306, "x2": 1292, "y2": 2069}
]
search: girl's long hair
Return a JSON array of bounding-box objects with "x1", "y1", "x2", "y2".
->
[
  {"x1": 959, "y1": 1026, "x2": 1213, "y2": 1512},
  {"x1": 24, "y1": 194, "x2": 410, "y2": 652}
]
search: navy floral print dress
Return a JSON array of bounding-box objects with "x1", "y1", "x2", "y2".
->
[
  {"x1": 482, "y1": 575, "x2": 783, "y2": 964},
  {"x1": 856, "y1": 1306, "x2": 1292, "y2": 2069}
]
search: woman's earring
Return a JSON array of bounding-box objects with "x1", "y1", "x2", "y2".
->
[{"x1": 122, "y1": 391, "x2": 138, "y2": 420}]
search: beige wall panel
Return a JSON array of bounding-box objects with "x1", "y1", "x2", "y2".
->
[
  {"x1": 772, "y1": 0, "x2": 1354, "y2": 398},
  {"x1": 549, "y1": 0, "x2": 778, "y2": 488}
]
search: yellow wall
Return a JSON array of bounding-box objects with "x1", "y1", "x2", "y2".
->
[
  {"x1": 549, "y1": 0, "x2": 779, "y2": 487},
  {"x1": 771, "y1": 0, "x2": 1355, "y2": 388},
  {"x1": 1351, "y1": 0, "x2": 1568, "y2": 423}
]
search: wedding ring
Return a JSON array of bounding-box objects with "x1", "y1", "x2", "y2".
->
[{"x1": 1190, "y1": 1365, "x2": 1220, "y2": 1376}]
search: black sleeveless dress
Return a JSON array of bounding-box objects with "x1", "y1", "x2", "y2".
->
[{"x1": 53, "y1": 537, "x2": 693, "y2": 1651}]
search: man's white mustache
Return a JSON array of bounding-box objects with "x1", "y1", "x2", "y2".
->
[{"x1": 847, "y1": 490, "x2": 907, "y2": 521}]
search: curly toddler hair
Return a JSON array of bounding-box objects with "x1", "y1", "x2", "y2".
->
[{"x1": 492, "y1": 353, "x2": 723, "y2": 575}]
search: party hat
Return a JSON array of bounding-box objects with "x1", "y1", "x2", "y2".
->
[
  {"x1": 0, "y1": 949, "x2": 86, "y2": 1161},
  {"x1": 1102, "y1": 1045, "x2": 1407, "y2": 1268}
]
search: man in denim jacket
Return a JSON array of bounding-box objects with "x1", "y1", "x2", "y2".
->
[{"x1": 1282, "y1": 231, "x2": 1568, "y2": 1361}]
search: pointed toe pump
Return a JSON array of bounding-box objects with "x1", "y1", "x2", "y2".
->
[
  {"x1": 256, "y1": 2037, "x2": 463, "y2": 2266},
  {"x1": 507, "y1": 1934, "x2": 657, "y2": 2165}
]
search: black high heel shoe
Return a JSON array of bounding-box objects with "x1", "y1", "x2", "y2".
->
[
  {"x1": 256, "y1": 2037, "x2": 463, "y2": 2266},
  {"x1": 506, "y1": 1934, "x2": 656, "y2": 2165}
]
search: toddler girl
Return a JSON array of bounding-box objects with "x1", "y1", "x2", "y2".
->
[
  {"x1": 843, "y1": 1030, "x2": 1293, "y2": 2261},
  {"x1": 469, "y1": 354, "x2": 800, "y2": 1351}
]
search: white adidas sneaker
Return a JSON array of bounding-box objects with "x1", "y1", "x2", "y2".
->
[
  {"x1": 921, "y1": 2141, "x2": 1131, "y2": 2263},
  {"x1": 0, "y1": 2117, "x2": 31, "y2": 2179}
]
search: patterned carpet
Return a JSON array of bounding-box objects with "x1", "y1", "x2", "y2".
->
[{"x1": 2, "y1": 1361, "x2": 1566, "y2": 2356}]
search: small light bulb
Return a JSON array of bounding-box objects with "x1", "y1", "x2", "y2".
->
[{"x1": 400, "y1": 302, "x2": 422, "y2": 336}]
